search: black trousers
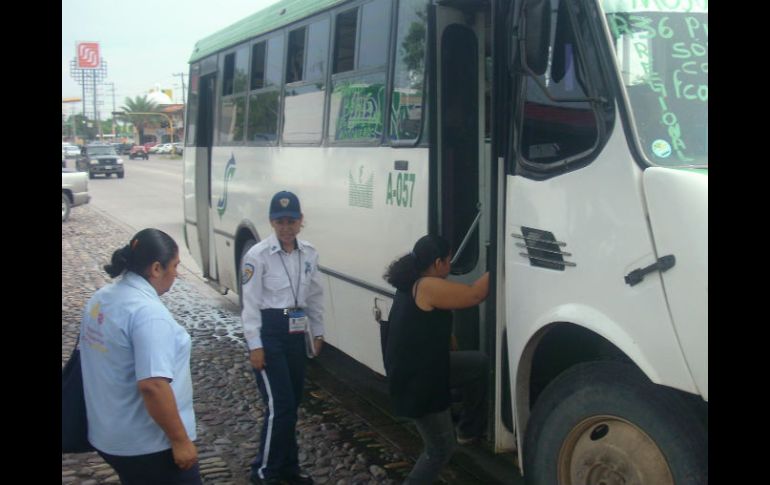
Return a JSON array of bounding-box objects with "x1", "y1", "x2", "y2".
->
[{"x1": 97, "y1": 448, "x2": 202, "y2": 485}]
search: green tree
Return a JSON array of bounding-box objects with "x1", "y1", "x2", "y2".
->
[{"x1": 121, "y1": 95, "x2": 160, "y2": 144}]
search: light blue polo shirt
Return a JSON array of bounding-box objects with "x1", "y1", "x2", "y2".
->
[{"x1": 79, "y1": 271, "x2": 196, "y2": 456}]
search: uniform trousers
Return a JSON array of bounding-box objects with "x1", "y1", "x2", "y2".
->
[
  {"x1": 96, "y1": 448, "x2": 202, "y2": 485},
  {"x1": 250, "y1": 309, "x2": 308, "y2": 481}
]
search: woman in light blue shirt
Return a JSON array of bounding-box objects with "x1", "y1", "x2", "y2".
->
[{"x1": 79, "y1": 228, "x2": 200, "y2": 485}]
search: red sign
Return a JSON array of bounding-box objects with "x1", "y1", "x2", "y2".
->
[{"x1": 77, "y1": 42, "x2": 100, "y2": 68}]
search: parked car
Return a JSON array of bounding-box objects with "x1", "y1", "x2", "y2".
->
[
  {"x1": 62, "y1": 144, "x2": 81, "y2": 158},
  {"x1": 149, "y1": 143, "x2": 169, "y2": 154},
  {"x1": 156, "y1": 143, "x2": 174, "y2": 154},
  {"x1": 172, "y1": 142, "x2": 184, "y2": 155},
  {"x1": 116, "y1": 143, "x2": 134, "y2": 155},
  {"x1": 62, "y1": 169, "x2": 91, "y2": 222},
  {"x1": 143, "y1": 142, "x2": 158, "y2": 152},
  {"x1": 129, "y1": 145, "x2": 149, "y2": 160},
  {"x1": 75, "y1": 144, "x2": 125, "y2": 179}
]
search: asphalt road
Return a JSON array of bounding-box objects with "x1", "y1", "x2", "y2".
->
[{"x1": 85, "y1": 156, "x2": 195, "y2": 262}]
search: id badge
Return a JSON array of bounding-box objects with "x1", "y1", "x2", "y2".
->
[{"x1": 288, "y1": 309, "x2": 308, "y2": 334}]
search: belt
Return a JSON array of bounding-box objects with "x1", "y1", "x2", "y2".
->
[{"x1": 262, "y1": 308, "x2": 304, "y2": 316}]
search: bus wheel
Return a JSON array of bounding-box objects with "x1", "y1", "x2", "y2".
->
[
  {"x1": 523, "y1": 361, "x2": 707, "y2": 485},
  {"x1": 237, "y1": 238, "x2": 256, "y2": 309}
]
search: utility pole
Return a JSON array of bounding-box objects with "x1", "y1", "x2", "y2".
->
[
  {"x1": 104, "y1": 82, "x2": 116, "y2": 139},
  {"x1": 173, "y1": 72, "x2": 187, "y2": 105}
]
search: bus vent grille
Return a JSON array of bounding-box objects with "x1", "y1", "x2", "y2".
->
[{"x1": 513, "y1": 227, "x2": 576, "y2": 271}]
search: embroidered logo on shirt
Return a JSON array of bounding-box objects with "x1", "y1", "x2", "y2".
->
[
  {"x1": 89, "y1": 302, "x2": 104, "y2": 324},
  {"x1": 242, "y1": 263, "x2": 255, "y2": 285},
  {"x1": 305, "y1": 261, "x2": 312, "y2": 275}
]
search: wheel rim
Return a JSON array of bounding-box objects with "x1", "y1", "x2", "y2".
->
[{"x1": 558, "y1": 415, "x2": 674, "y2": 485}]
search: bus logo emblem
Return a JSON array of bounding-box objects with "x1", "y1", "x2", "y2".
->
[{"x1": 217, "y1": 154, "x2": 237, "y2": 218}]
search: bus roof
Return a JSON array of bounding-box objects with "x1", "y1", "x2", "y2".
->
[{"x1": 189, "y1": 0, "x2": 348, "y2": 64}]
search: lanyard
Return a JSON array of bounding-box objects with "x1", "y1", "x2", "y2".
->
[{"x1": 278, "y1": 248, "x2": 302, "y2": 309}]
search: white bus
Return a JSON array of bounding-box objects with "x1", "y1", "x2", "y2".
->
[{"x1": 183, "y1": 0, "x2": 707, "y2": 482}]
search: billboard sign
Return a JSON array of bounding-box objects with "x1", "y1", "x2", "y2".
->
[{"x1": 77, "y1": 42, "x2": 100, "y2": 68}]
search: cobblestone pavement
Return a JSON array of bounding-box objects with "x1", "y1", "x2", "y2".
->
[{"x1": 61, "y1": 205, "x2": 424, "y2": 485}]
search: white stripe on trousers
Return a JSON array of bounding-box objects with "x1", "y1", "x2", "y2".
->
[{"x1": 258, "y1": 369, "x2": 275, "y2": 479}]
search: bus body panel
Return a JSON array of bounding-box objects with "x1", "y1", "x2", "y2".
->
[
  {"x1": 504, "y1": 122, "x2": 699, "y2": 456},
  {"x1": 642, "y1": 167, "x2": 708, "y2": 399},
  {"x1": 207, "y1": 144, "x2": 429, "y2": 372}
]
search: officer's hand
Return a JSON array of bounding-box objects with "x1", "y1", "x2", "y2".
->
[
  {"x1": 250, "y1": 348, "x2": 265, "y2": 370},
  {"x1": 313, "y1": 338, "x2": 324, "y2": 356},
  {"x1": 171, "y1": 438, "x2": 198, "y2": 470}
]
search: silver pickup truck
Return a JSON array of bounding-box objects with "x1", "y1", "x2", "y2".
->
[{"x1": 62, "y1": 169, "x2": 91, "y2": 221}]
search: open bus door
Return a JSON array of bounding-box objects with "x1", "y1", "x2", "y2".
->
[
  {"x1": 430, "y1": 0, "x2": 514, "y2": 451},
  {"x1": 184, "y1": 58, "x2": 219, "y2": 287}
]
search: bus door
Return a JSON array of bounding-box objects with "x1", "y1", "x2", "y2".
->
[
  {"x1": 194, "y1": 72, "x2": 216, "y2": 281},
  {"x1": 432, "y1": 0, "x2": 495, "y2": 430}
]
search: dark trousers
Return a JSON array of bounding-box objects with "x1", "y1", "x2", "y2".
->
[
  {"x1": 97, "y1": 448, "x2": 202, "y2": 485},
  {"x1": 449, "y1": 350, "x2": 489, "y2": 439},
  {"x1": 251, "y1": 309, "x2": 308, "y2": 481}
]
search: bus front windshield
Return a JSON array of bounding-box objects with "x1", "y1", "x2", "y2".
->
[{"x1": 602, "y1": 0, "x2": 707, "y2": 168}]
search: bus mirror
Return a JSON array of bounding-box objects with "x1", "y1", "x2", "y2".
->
[{"x1": 523, "y1": 0, "x2": 551, "y2": 76}]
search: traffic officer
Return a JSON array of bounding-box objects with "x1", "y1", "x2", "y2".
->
[{"x1": 241, "y1": 190, "x2": 325, "y2": 485}]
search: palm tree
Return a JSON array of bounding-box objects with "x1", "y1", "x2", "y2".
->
[{"x1": 121, "y1": 95, "x2": 160, "y2": 144}]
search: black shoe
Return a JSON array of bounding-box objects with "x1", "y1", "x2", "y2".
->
[
  {"x1": 283, "y1": 472, "x2": 314, "y2": 485},
  {"x1": 250, "y1": 476, "x2": 287, "y2": 485}
]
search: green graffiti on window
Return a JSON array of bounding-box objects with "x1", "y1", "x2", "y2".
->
[{"x1": 332, "y1": 82, "x2": 385, "y2": 141}]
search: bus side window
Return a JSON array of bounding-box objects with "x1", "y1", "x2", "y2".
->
[
  {"x1": 283, "y1": 17, "x2": 329, "y2": 144},
  {"x1": 329, "y1": 0, "x2": 391, "y2": 144},
  {"x1": 286, "y1": 28, "x2": 306, "y2": 84},
  {"x1": 219, "y1": 45, "x2": 249, "y2": 143},
  {"x1": 390, "y1": 0, "x2": 428, "y2": 143},
  {"x1": 247, "y1": 35, "x2": 283, "y2": 144}
]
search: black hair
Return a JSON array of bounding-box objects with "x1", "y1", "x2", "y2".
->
[
  {"x1": 104, "y1": 228, "x2": 178, "y2": 279},
  {"x1": 383, "y1": 235, "x2": 451, "y2": 292}
]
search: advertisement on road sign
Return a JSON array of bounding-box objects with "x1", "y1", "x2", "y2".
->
[{"x1": 77, "y1": 42, "x2": 100, "y2": 69}]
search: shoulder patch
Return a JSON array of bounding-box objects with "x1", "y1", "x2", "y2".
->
[{"x1": 241, "y1": 263, "x2": 255, "y2": 286}]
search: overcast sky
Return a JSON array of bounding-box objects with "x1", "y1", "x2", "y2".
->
[{"x1": 62, "y1": 0, "x2": 280, "y2": 119}]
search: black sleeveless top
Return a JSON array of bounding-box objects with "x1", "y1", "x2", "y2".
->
[{"x1": 384, "y1": 281, "x2": 452, "y2": 418}]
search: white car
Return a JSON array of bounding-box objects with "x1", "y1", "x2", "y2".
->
[
  {"x1": 62, "y1": 145, "x2": 81, "y2": 158},
  {"x1": 156, "y1": 143, "x2": 174, "y2": 154},
  {"x1": 62, "y1": 169, "x2": 91, "y2": 221}
]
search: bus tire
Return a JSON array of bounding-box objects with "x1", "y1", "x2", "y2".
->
[
  {"x1": 237, "y1": 238, "x2": 256, "y2": 309},
  {"x1": 523, "y1": 361, "x2": 707, "y2": 485}
]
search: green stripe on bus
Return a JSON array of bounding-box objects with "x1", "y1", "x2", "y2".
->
[{"x1": 189, "y1": 0, "x2": 348, "y2": 63}]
